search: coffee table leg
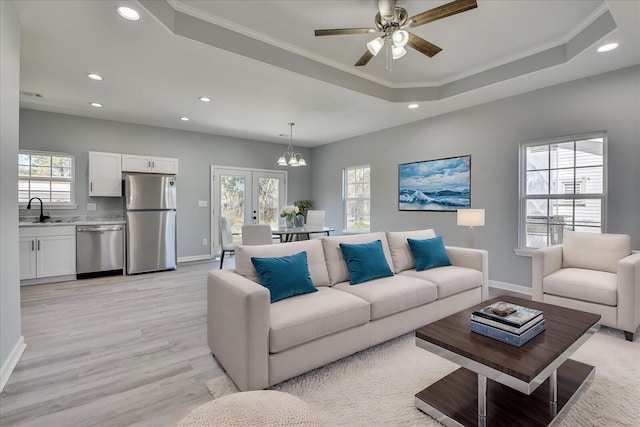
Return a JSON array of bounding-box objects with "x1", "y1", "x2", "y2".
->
[
  {"x1": 478, "y1": 374, "x2": 487, "y2": 427},
  {"x1": 549, "y1": 369, "x2": 558, "y2": 416}
]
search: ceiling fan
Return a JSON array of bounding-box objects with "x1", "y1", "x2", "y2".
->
[{"x1": 314, "y1": 0, "x2": 477, "y2": 67}]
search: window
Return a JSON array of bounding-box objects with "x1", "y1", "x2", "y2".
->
[
  {"x1": 519, "y1": 133, "x2": 606, "y2": 249},
  {"x1": 343, "y1": 165, "x2": 370, "y2": 232},
  {"x1": 18, "y1": 150, "x2": 76, "y2": 207}
]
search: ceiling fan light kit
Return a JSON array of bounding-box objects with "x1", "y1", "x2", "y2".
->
[
  {"x1": 277, "y1": 123, "x2": 307, "y2": 168},
  {"x1": 314, "y1": 0, "x2": 477, "y2": 67}
]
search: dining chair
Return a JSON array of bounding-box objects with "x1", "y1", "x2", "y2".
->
[
  {"x1": 241, "y1": 224, "x2": 274, "y2": 245},
  {"x1": 302, "y1": 209, "x2": 326, "y2": 240},
  {"x1": 305, "y1": 210, "x2": 325, "y2": 226},
  {"x1": 219, "y1": 216, "x2": 239, "y2": 269}
]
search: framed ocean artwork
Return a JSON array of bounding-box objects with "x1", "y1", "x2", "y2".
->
[{"x1": 398, "y1": 155, "x2": 471, "y2": 211}]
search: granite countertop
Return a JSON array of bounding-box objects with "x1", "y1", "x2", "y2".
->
[{"x1": 19, "y1": 216, "x2": 125, "y2": 227}]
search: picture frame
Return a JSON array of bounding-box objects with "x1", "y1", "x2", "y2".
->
[{"x1": 398, "y1": 155, "x2": 471, "y2": 211}]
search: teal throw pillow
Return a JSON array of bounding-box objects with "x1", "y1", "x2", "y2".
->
[
  {"x1": 251, "y1": 251, "x2": 317, "y2": 303},
  {"x1": 407, "y1": 237, "x2": 452, "y2": 271},
  {"x1": 339, "y1": 240, "x2": 394, "y2": 285}
]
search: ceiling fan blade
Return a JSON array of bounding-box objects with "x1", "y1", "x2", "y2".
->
[
  {"x1": 315, "y1": 28, "x2": 377, "y2": 36},
  {"x1": 354, "y1": 50, "x2": 374, "y2": 67},
  {"x1": 407, "y1": 33, "x2": 442, "y2": 58},
  {"x1": 409, "y1": 0, "x2": 477, "y2": 27}
]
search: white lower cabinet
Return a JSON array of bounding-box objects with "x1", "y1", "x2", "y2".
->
[{"x1": 19, "y1": 226, "x2": 76, "y2": 282}]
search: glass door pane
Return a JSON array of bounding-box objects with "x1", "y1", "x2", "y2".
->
[{"x1": 253, "y1": 171, "x2": 286, "y2": 228}]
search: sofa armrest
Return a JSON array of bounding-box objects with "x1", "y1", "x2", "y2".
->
[
  {"x1": 617, "y1": 253, "x2": 640, "y2": 333},
  {"x1": 445, "y1": 246, "x2": 489, "y2": 301},
  {"x1": 207, "y1": 270, "x2": 270, "y2": 391},
  {"x1": 531, "y1": 245, "x2": 563, "y2": 301}
]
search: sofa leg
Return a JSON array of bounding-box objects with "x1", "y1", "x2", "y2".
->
[{"x1": 624, "y1": 331, "x2": 634, "y2": 341}]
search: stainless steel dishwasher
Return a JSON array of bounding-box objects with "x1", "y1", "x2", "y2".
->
[{"x1": 76, "y1": 224, "x2": 124, "y2": 279}]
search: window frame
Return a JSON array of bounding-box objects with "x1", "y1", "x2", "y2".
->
[
  {"x1": 343, "y1": 164, "x2": 371, "y2": 233},
  {"x1": 18, "y1": 150, "x2": 77, "y2": 209},
  {"x1": 517, "y1": 132, "x2": 607, "y2": 252}
]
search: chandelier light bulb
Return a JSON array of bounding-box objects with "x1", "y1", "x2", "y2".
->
[
  {"x1": 392, "y1": 46, "x2": 407, "y2": 59},
  {"x1": 392, "y1": 30, "x2": 409, "y2": 47},
  {"x1": 367, "y1": 36, "x2": 386, "y2": 56}
]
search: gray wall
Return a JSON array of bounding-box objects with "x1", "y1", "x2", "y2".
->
[
  {"x1": 1, "y1": 1, "x2": 23, "y2": 381},
  {"x1": 312, "y1": 65, "x2": 640, "y2": 288},
  {"x1": 19, "y1": 110, "x2": 312, "y2": 258}
]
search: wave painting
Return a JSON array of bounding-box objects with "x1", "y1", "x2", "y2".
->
[{"x1": 399, "y1": 155, "x2": 471, "y2": 211}]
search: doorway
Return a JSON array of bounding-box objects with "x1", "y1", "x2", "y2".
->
[{"x1": 211, "y1": 166, "x2": 287, "y2": 255}]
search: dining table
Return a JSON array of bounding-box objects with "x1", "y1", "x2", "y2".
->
[{"x1": 271, "y1": 226, "x2": 335, "y2": 243}]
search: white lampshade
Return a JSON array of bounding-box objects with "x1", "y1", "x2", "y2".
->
[
  {"x1": 277, "y1": 156, "x2": 287, "y2": 166},
  {"x1": 392, "y1": 30, "x2": 409, "y2": 47},
  {"x1": 367, "y1": 36, "x2": 386, "y2": 56},
  {"x1": 392, "y1": 46, "x2": 406, "y2": 59},
  {"x1": 288, "y1": 156, "x2": 299, "y2": 166},
  {"x1": 298, "y1": 157, "x2": 307, "y2": 166},
  {"x1": 457, "y1": 209, "x2": 485, "y2": 227}
]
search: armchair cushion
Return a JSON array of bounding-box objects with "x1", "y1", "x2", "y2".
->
[
  {"x1": 543, "y1": 268, "x2": 617, "y2": 306},
  {"x1": 562, "y1": 230, "x2": 631, "y2": 273}
]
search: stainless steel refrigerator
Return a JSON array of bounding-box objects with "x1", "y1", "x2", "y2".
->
[{"x1": 125, "y1": 173, "x2": 177, "y2": 274}]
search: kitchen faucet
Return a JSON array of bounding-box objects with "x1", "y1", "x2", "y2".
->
[{"x1": 27, "y1": 197, "x2": 50, "y2": 223}]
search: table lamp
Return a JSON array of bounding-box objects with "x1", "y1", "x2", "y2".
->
[{"x1": 457, "y1": 209, "x2": 485, "y2": 248}]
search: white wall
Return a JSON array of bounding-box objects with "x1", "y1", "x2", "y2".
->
[
  {"x1": 19, "y1": 110, "x2": 312, "y2": 258},
  {"x1": 312, "y1": 65, "x2": 640, "y2": 287},
  {"x1": 0, "y1": 0, "x2": 24, "y2": 390}
]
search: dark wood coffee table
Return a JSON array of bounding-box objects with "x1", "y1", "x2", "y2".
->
[{"x1": 415, "y1": 296, "x2": 600, "y2": 427}]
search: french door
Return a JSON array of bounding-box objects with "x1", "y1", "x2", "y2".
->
[{"x1": 211, "y1": 166, "x2": 286, "y2": 254}]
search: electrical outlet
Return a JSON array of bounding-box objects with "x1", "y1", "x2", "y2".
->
[
  {"x1": 87, "y1": 203, "x2": 97, "y2": 211},
  {"x1": 202, "y1": 238, "x2": 208, "y2": 246}
]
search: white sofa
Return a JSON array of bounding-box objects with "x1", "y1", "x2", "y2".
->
[
  {"x1": 532, "y1": 230, "x2": 640, "y2": 341},
  {"x1": 207, "y1": 229, "x2": 488, "y2": 391}
]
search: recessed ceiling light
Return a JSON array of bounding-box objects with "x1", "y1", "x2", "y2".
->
[
  {"x1": 597, "y1": 42, "x2": 619, "y2": 53},
  {"x1": 408, "y1": 104, "x2": 419, "y2": 109},
  {"x1": 180, "y1": 116, "x2": 190, "y2": 121},
  {"x1": 117, "y1": 6, "x2": 140, "y2": 21},
  {"x1": 199, "y1": 96, "x2": 211, "y2": 103},
  {"x1": 87, "y1": 73, "x2": 103, "y2": 81},
  {"x1": 90, "y1": 102, "x2": 103, "y2": 108}
]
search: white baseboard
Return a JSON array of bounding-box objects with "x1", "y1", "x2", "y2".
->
[
  {"x1": 489, "y1": 280, "x2": 533, "y2": 296},
  {"x1": 177, "y1": 254, "x2": 212, "y2": 263},
  {"x1": 1, "y1": 336, "x2": 26, "y2": 393}
]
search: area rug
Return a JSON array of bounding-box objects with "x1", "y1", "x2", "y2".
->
[{"x1": 206, "y1": 328, "x2": 639, "y2": 426}]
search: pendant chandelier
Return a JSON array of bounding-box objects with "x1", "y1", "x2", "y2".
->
[{"x1": 277, "y1": 123, "x2": 307, "y2": 167}]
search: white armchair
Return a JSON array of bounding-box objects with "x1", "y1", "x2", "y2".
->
[{"x1": 532, "y1": 230, "x2": 640, "y2": 341}]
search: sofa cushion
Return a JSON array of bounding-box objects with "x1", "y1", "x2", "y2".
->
[
  {"x1": 400, "y1": 266, "x2": 482, "y2": 299},
  {"x1": 543, "y1": 268, "x2": 617, "y2": 306},
  {"x1": 386, "y1": 229, "x2": 437, "y2": 273},
  {"x1": 269, "y1": 287, "x2": 370, "y2": 353},
  {"x1": 339, "y1": 240, "x2": 394, "y2": 285},
  {"x1": 251, "y1": 252, "x2": 318, "y2": 303},
  {"x1": 322, "y1": 232, "x2": 393, "y2": 286},
  {"x1": 562, "y1": 231, "x2": 630, "y2": 274},
  {"x1": 333, "y1": 275, "x2": 437, "y2": 320},
  {"x1": 236, "y1": 239, "x2": 330, "y2": 287},
  {"x1": 407, "y1": 237, "x2": 452, "y2": 271}
]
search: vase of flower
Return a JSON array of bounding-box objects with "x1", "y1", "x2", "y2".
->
[{"x1": 280, "y1": 205, "x2": 299, "y2": 228}]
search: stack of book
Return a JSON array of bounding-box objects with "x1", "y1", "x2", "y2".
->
[{"x1": 471, "y1": 301, "x2": 545, "y2": 347}]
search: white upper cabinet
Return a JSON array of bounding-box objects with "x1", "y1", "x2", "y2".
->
[
  {"x1": 122, "y1": 154, "x2": 178, "y2": 174},
  {"x1": 89, "y1": 151, "x2": 122, "y2": 197}
]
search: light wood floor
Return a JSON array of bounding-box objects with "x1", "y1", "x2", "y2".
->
[
  {"x1": 0, "y1": 255, "x2": 527, "y2": 426},
  {"x1": 0, "y1": 261, "x2": 226, "y2": 427}
]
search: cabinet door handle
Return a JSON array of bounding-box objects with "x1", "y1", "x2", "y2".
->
[
  {"x1": 31, "y1": 240, "x2": 34, "y2": 251},
  {"x1": 152, "y1": 160, "x2": 155, "y2": 168},
  {"x1": 90, "y1": 182, "x2": 93, "y2": 192},
  {"x1": 37, "y1": 240, "x2": 40, "y2": 251}
]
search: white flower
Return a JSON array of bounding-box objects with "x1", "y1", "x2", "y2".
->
[{"x1": 280, "y1": 205, "x2": 299, "y2": 218}]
